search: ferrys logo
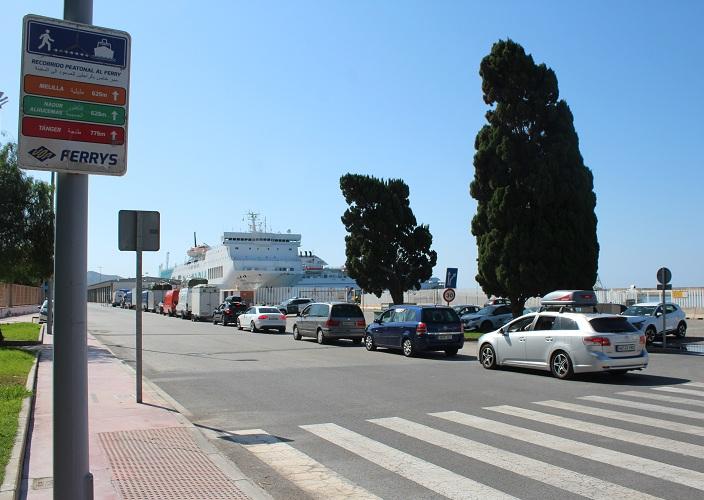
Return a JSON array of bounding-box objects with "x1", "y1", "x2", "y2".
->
[
  {"x1": 60, "y1": 149, "x2": 118, "y2": 166},
  {"x1": 28, "y1": 146, "x2": 56, "y2": 162}
]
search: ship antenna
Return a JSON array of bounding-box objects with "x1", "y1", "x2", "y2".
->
[{"x1": 193, "y1": 232, "x2": 197, "y2": 247}]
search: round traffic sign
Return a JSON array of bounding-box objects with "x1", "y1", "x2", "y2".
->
[
  {"x1": 656, "y1": 267, "x2": 672, "y2": 284},
  {"x1": 442, "y1": 288, "x2": 456, "y2": 303}
]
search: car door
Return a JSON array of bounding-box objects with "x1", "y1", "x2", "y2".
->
[
  {"x1": 665, "y1": 304, "x2": 678, "y2": 331},
  {"x1": 524, "y1": 314, "x2": 558, "y2": 364},
  {"x1": 496, "y1": 314, "x2": 535, "y2": 363},
  {"x1": 241, "y1": 307, "x2": 255, "y2": 327},
  {"x1": 298, "y1": 305, "x2": 314, "y2": 335},
  {"x1": 370, "y1": 309, "x2": 394, "y2": 346}
]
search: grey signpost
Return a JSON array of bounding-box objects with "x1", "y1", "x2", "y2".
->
[
  {"x1": 656, "y1": 267, "x2": 672, "y2": 348},
  {"x1": 119, "y1": 210, "x2": 160, "y2": 403}
]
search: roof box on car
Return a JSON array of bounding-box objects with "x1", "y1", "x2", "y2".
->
[{"x1": 540, "y1": 290, "x2": 598, "y2": 312}]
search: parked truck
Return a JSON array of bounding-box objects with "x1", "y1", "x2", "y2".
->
[
  {"x1": 190, "y1": 284, "x2": 220, "y2": 322},
  {"x1": 175, "y1": 287, "x2": 192, "y2": 319},
  {"x1": 162, "y1": 289, "x2": 179, "y2": 317}
]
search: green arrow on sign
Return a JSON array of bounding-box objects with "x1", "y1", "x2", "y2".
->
[{"x1": 23, "y1": 95, "x2": 125, "y2": 125}]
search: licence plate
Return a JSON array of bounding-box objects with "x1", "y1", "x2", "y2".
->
[
  {"x1": 616, "y1": 344, "x2": 636, "y2": 352},
  {"x1": 438, "y1": 334, "x2": 452, "y2": 340}
]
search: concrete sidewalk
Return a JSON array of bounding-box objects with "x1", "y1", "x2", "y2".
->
[{"x1": 22, "y1": 331, "x2": 270, "y2": 499}]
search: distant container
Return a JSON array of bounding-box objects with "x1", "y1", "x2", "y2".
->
[
  {"x1": 190, "y1": 284, "x2": 220, "y2": 322},
  {"x1": 122, "y1": 291, "x2": 133, "y2": 309},
  {"x1": 112, "y1": 288, "x2": 129, "y2": 307}
]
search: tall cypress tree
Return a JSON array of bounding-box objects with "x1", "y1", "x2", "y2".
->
[
  {"x1": 340, "y1": 174, "x2": 437, "y2": 304},
  {"x1": 470, "y1": 40, "x2": 599, "y2": 316}
]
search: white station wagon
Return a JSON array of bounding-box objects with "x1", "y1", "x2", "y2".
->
[
  {"x1": 478, "y1": 290, "x2": 648, "y2": 379},
  {"x1": 478, "y1": 312, "x2": 648, "y2": 379}
]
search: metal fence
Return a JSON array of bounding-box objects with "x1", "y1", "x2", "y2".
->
[
  {"x1": 254, "y1": 287, "x2": 355, "y2": 305},
  {"x1": 0, "y1": 283, "x2": 43, "y2": 307}
]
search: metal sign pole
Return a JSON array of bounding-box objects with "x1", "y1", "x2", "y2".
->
[
  {"x1": 136, "y1": 212, "x2": 143, "y2": 403},
  {"x1": 662, "y1": 285, "x2": 667, "y2": 349},
  {"x1": 53, "y1": 3, "x2": 93, "y2": 500}
]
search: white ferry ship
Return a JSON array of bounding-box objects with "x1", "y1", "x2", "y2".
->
[{"x1": 161, "y1": 213, "x2": 357, "y2": 291}]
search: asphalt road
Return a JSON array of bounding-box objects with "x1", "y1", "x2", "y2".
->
[{"x1": 90, "y1": 304, "x2": 704, "y2": 500}]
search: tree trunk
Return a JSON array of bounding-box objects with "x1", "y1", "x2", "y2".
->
[
  {"x1": 390, "y1": 287, "x2": 404, "y2": 305},
  {"x1": 510, "y1": 298, "x2": 526, "y2": 318}
]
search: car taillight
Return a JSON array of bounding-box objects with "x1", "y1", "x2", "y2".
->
[
  {"x1": 416, "y1": 322, "x2": 427, "y2": 335},
  {"x1": 324, "y1": 319, "x2": 341, "y2": 328},
  {"x1": 257, "y1": 314, "x2": 268, "y2": 320},
  {"x1": 639, "y1": 335, "x2": 645, "y2": 345},
  {"x1": 583, "y1": 336, "x2": 611, "y2": 346},
  {"x1": 356, "y1": 319, "x2": 366, "y2": 327},
  {"x1": 279, "y1": 314, "x2": 286, "y2": 320}
]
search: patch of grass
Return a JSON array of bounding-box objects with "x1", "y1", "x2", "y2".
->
[
  {"x1": 464, "y1": 331, "x2": 483, "y2": 341},
  {"x1": 0, "y1": 323, "x2": 41, "y2": 342},
  {"x1": 0, "y1": 348, "x2": 35, "y2": 485}
]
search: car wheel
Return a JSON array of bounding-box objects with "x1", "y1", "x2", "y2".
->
[
  {"x1": 212, "y1": 317, "x2": 217, "y2": 325},
  {"x1": 645, "y1": 326, "x2": 657, "y2": 344},
  {"x1": 293, "y1": 325, "x2": 302, "y2": 340},
  {"x1": 676, "y1": 321, "x2": 687, "y2": 338},
  {"x1": 222, "y1": 318, "x2": 228, "y2": 327},
  {"x1": 365, "y1": 334, "x2": 376, "y2": 351},
  {"x1": 236, "y1": 318, "x2": 242, "y2": 330},
  {"x1": 445, "y1": 348, "x2": 458, "y2": 357},
  {"x1": 479, "y1": 344, "x2": 497, "y2": 369},
  {"x1": 317, "y1": 329, "x2": 326, "y2": 344},
  {"x1": 402, "y1": 338, "x2": 414, "y2": 357},
  {"x1": 551, "y1": 351, "x2": 574, "y2": 380},
  {"x1": 480, "y1": 321, "x2": 493, "y2": 333},
  {"x1": 250, "y1": 321, "x2": 258, "y2": 333}
]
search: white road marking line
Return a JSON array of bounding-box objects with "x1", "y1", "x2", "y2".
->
[
  {"x1": 653, "y1": 386, "x2": 704, "y2": 397},
  {"x1": 231, "y1": 429, "x2": 381, "y2": 500},
  {"x1": 617, "y1": 390, "x2": 704, "y2": 408},
  {"x1": 431, "y1": 411, "x2": 704, "y2": 492},
  {"x1": 301, "y1": 422, "x2": 516, "y2": 500},
  {"x1": 486, "y1": 405, "x2": 704, "y2": 459},
  {"x1": 581, "y1": 395, "x2": 704, "y2": 420},
  {"x1": 535, "y1": 400, "x2": 704, "y2": 437},
  {"x1": 684, "y1": 382, "x2": 704, "y2": 388},
  {"x1": 370, "y1": 416, "x2": 661, "y2": 500}
]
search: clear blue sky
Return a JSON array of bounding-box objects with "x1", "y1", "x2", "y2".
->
[{"x1": 2, "y1": 0, "x2": 703, "y2": 288}]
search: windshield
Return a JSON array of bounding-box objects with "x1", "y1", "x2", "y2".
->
[
  {"x1": 590, "y1": 317, "x2": 638, "y2": 333},
  {"x1": 331, "y1": 304, "x2": 364, "y2": 318},
  {"x1": 421, "y1": 308, "x2": 460, "y2": 323},
  {"x1": 260, "y1": 308, "x2": 281, "y2": 313},
  {"x1": 622, "y1": 305, "x2": 656, "y2": 316},
  {"x1": 474, "y1": 306, "x2": 493, "y2": 316}
]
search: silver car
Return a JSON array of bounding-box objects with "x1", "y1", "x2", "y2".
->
[
  {"x1": 292, "y1": 302, "x2": 366, "y2": 344},
  {"x1": 478, "y1": 312, "x2": 648, "y2": 379},
  {"x1": 461, "y1": 304, "x2": 513, "y2": 332}
]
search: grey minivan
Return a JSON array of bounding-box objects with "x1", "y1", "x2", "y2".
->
[{"x1": 292, "y1": 302, "x2": 366, "y2": 344}]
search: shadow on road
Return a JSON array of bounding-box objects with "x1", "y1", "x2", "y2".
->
[{"x1": 494, "y1": 365, "x2": 692, "y2": 386}]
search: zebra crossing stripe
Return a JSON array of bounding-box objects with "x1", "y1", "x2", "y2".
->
[
  {"x1": 535, "y1": 400, "x2": 704, "y2": 437},
  {"x1": 684, "y1": 382, "x2": 704, "y2": 388},
  {"x1": 617, "y1": 390, "x2": 704, "y2": 408},
  {"x1": 301, "y1": 422, "x2": 516, "y2": 500},
  {"x1": 431, "y1": 411, "x2": 704, "y2": 492},
  {"x1": 369, "y1": 416, "x2": 661, "y2": 500},
  {"x1": 653, "y1": 386, "x2": 704, "y2": 397},
  {"x1": 230, "y1": 429, "x2": 381, "y2": 500},
  {"x1": 486, "y1": 405, "x2": 704, "y2": 459},
  {"x1": 581, "y1": 395, "x2": 704, "y2": 420}
]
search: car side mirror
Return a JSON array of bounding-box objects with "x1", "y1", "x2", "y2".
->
[
  {"x1": 498, "y1": 327, "x2": 506, "y2": 335},
  {"x1": 655, "y1": 312, "x2": 662, "y2": 317},
  {"x1": 296, "y1": 312, "x2": 301, "y2": 317}
]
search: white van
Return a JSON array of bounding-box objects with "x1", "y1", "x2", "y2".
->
[
  {"x1": 175, "y1": 288, "x2": 192, "y2": 319},
  {"x1": 190, "y1": 285, "x2": 219, "y2": 322}
]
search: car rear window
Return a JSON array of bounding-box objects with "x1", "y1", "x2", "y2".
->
[
  {"x1": 331, "y1": 304, "x2": 364, "y2": 318},
  {"x1": 260, "y1": 307, "x2": 281, "y2": 313},
  {"x1": 421, "y1": 308, "x2": 460, "y2": 323},
  {"x1": 589, "y1": 317, "x2": 638, "y2": 333}
]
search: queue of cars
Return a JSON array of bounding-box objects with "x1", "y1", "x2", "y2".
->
[{"x1": 112, "y1": 287, "x2": 690, "y2": 381}]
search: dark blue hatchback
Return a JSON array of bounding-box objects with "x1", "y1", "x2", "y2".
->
[{"x1": 364, "y1": 305, "x2": 464, "y2": 357}]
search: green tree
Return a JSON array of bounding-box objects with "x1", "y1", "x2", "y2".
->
[
  {"x1": 340, "y1": 174, "x2": 437, "y2": 304},
  {"x1": 470, "y1": 40, "x2": 599, "y2": 317},
  {"x1": 0, "y1": 142, "x2": 54, "y2": 285}
]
